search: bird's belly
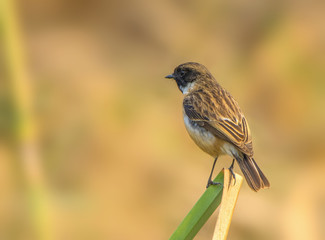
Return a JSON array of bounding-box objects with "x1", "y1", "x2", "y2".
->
[{"x1": 183, "y1": 115, "x2": 224, "y2": 157}]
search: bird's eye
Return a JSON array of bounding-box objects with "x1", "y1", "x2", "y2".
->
[{"x1": 180, "y1": 70, "x2": 186, "y2": 77}]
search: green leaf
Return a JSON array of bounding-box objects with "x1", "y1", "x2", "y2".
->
[{"x1": 170, "y1": 171, "x2": 224, "y2": 240}]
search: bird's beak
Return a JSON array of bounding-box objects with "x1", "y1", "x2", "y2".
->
[{"x1": 165, "y1": 74, "x2": 174, "y2": 79}]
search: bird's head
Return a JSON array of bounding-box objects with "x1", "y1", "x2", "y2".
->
[{"x1": 165, "y1": 62, "x2": 213, "y2": 94}]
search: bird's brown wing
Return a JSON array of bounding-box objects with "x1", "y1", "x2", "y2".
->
[{"x1": 183, "y1": 89, "x2": 253, "y2": 157}]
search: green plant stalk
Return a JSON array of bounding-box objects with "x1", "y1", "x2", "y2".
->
[{"x1": 170, "y1": 171, "x2": 224, "y2": 240}]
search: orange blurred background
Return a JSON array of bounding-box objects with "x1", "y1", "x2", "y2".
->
[{"x1": 1, "y1": 0, "x2": 324, "y2": 239}]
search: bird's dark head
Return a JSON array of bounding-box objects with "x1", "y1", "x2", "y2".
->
[{"x1": 165, "y1": 62, "x2": 213, "y2": 94}]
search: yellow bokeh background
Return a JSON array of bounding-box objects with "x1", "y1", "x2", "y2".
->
[{"x1": 1, "y1": 0, "x2": 324, "y2": 239}]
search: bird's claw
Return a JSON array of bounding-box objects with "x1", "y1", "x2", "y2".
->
[
  {"x1": 228, "y1": 167, "x2": 236, "y2": 185},
  {"x1": 206, "y1": 180, "x2": 222, "y2": 188}
]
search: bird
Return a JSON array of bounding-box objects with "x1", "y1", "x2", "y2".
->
[{"x1": 165, "y1": 62, "x2": 270, "y2": 191}]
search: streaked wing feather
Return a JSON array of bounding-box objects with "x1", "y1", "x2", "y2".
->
[
  {"x1": 183, "y1": 103, "x2": 209, "y2": 121},
  {"x1": 183, "y1": 91, "x2": 253, "y2": 156}
]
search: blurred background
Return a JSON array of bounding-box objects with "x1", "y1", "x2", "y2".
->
[{"x1": 0, "y1": 0, "x2": 324, "y2": 239}]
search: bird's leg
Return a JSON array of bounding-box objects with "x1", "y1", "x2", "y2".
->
[
  {"x1": 228, "y1": 159, "x2": 236, "y2": 185},
  {"x1": 206, "y1": 156, "x2": 221, "y2": 188}
]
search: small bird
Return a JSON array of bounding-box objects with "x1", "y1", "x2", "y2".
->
[{"x1": 166, "y1": 62, "x2": 270, "y2": 191}]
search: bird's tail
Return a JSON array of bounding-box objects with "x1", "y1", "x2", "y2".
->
[{"x1": 234, "y1": 155, "x2": 270, "y2": 192}]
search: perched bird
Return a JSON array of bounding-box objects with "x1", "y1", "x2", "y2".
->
[{"x1": 165, "y1": 62, "x2": 270, "y2": 191}]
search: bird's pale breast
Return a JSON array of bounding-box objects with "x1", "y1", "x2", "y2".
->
[
  {"x1": 183, "y1": 114, "x2": 219, "y2": 157},
  {"x1": 183, "y1": 114, "x2": 241, "y2": 159}
]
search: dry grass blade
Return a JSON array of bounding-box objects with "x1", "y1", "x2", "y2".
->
[{"x1": 213, "y1": 169, "x2": 243, "y2": 240}]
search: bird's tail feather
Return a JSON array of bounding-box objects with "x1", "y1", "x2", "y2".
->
[{"x1": 234, "y1": 155, "x2": 270, "y2": 192}]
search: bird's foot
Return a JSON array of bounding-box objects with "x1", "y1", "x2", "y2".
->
[
  {"x1": 206, "y1": 180, "x2": 222, "y2": 188},
  {"x1": 228, "y1": 163, "x2": 236, "y2": 185}
]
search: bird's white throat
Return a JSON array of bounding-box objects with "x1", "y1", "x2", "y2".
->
[{"x1": 180, "y1": 82, "x2": 195, "y2": 94}]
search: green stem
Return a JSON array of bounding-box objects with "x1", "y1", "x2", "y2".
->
[{"x1": 170, "y1": 171, "x2": 224, "y2": 240}]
